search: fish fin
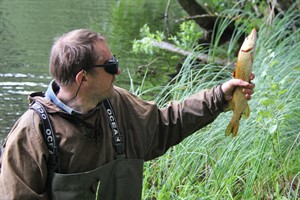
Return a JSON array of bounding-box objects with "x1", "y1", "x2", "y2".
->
[
  {"x1": 225, "y1": 119, "x2": 240, "y2": 137},
  {"x1": 225, "y1": 123, "x2": 232, "y2": 136},
  {"x1": 224, "y1": 100, "x2": 232, "y2": 112},
  {"x1": 242, "y1": 103, "x2": 250, "y2": 118},
  {"x1": 232, "y1": 70, "x2": 236, "y2": 78},
  {"x1": 232, "y1": 123, "x2": 239, "y2": 137}
]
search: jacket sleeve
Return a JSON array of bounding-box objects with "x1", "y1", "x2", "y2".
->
[
  {"x1": 116, "y1": 85, "x2": 227, "y2": 161},
  {"x1": 0, "y1": 110, "x2": 49, "y2": 199},
  {"x1": 147, "y1": 85, "x2": 227, "y2": 160}
]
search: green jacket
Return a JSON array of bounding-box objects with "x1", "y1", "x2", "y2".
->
[{"x1": 0, "y1": 84, "x2": 227, "y2": 199}]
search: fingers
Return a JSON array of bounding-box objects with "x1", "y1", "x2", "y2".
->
[
  {"x1": 243, "y1": 94, "x2": 252, "y2": 100},
  {"x1": 230, "y1": 79, "x2": 250, "y2": 88},
  {"x1": 242, "y1": 87, "x2": 254, "y2": 95},
  {"x1": 221, "y1": 80, "x2": 255, "y2": 101},
  {"x1": 243, "y1": 82, "x2": 255, "y2": 90},
  {"x1": 242, "y1": 87, "x2": 254, "y2": 100},
  {"x1": 241, "y1": 79, "x2": 255, "y2": 99},
  {"x1": 221, "y1": 73, "x2": 256, "y2": 101},
  {"x1": 232, "y1": 76, "x2": 255, "y2": 89},
  {"x1": 243, "y1": 78, "x2": 255, "y2": 100},
  {"x1": 250, "y1": 73, "x2": 255, "y2": 81}
]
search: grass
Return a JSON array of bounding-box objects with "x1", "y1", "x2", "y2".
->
[{"x1": 136, "y1": 7, "x2": 300, "y2": 200}]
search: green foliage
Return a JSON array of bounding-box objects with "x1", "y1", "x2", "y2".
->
[
  {"x1": 198, "y1": 0, "x2": 268, "y2": 16},
  {"x1": 168, "y1": 21, "x2": 203, "y2": 51},
  {"x1": 132, "y1": 24, "x2": 166, "y2": 55},
  {"x1": 139, "y1": 8, "x2": 300, "y2": 200},
  {"x1": 131, "y1": 21, "x2": 205, "y2": 95},
  {"x1": 133, "y1": 21, "x2": 203, "y2": 55}
]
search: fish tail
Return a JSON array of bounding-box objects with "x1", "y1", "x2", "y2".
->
[{"x1": 225, "y1": 119, "x2": 240, "y2": 137}]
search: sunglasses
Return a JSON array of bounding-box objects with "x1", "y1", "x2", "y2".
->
[{"x1": 83, "y1": 55, "x2": 119, "y2": 75}]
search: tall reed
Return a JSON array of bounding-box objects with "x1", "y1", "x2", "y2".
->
[{"x1": 141, "y1": 8, "x2": 300, "y2": 200}]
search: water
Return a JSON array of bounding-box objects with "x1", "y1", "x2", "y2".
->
[{"x1": 0, "y1": 0, "x2": 183, "y2": 139}]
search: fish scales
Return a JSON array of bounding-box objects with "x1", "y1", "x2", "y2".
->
[{"x1": 225, "y1": 29, "x2": 257, "y2": 137}]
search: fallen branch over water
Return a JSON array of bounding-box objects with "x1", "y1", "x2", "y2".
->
[{"x1": 150, "y1": 40, "x2": 229, "y2": 66}]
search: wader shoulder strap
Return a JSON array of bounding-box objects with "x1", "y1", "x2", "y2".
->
[
  {"x1": 103, "y1": 99, "x2": 124, "y2": 156},
  {"x1": 30, "y1": 101, "x2": 60, "y2": 173},
  {"x1": 29, "y1": 99, "x2": 121, "y2": 173}
]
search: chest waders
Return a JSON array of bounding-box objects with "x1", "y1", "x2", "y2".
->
[{"x1": 31, "y1": 100, "x2": 144, "y2": 200}]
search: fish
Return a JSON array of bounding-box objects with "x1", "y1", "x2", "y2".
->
[{"x1": 225, "y1": 28, "x2": 257, "y2": 137}]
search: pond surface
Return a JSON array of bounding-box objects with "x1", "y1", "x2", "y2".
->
[{"x1": 0, "y1": 0, "x2": 183, "y2": 139}]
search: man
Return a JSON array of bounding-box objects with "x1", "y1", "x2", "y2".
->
[{"x1": 0, "y1": 29, "x2": 255, "y2": 199}]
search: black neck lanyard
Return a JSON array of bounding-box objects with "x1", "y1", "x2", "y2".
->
[{"x1": 102, "y1": 99, "x2": 124, "y2": 156}]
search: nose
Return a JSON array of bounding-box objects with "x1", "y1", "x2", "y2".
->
[{"x1": 116, "y1": 69, "x2": 121, "y2": 75}]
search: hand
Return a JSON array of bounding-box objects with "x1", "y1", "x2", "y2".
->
[{"x1": 221, "y1": 73, "x2": 255, "y2": 101}]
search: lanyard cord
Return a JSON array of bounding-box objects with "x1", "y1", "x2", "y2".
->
[{"x1": 102, "y1": 99, "x2": 124, "y2": 156}]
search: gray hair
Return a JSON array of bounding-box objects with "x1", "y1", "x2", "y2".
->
[{"x1": 49, "y1": 29, "x2": 106, "y2": 86}]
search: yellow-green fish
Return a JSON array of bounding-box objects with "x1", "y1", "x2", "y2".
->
[{"x1": 225, "y1": 29, "x2": 257, "y2": 137}]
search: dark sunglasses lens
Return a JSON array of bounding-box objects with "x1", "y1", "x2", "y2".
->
[
  {"x1": 105, "y1": 64, "x2": 118, "y2": 74},
  {"x1": 104, "y1": 56, "x2": 118, "y2": 74}
]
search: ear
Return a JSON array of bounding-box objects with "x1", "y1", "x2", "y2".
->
[{"x1": 75, "y1": 70, "x2": 87, "y2": 85}]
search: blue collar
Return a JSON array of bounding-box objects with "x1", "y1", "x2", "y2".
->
[{"x1": 45, "y1": 80, "x2": 79, "y2": 115}]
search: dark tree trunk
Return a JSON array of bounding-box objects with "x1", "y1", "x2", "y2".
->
[{"x1": 176, "y1": 0, "x2": 238, "y2": 46}]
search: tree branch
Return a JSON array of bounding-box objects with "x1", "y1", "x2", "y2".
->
[
  {"x1": 150, "y1": 40, "x2": 229, "y2": 66},
  {"x1": 176, "y1": 0, "x2": 215, "y2": 30},
  {"x1": 176, "y1": 0, "x2": 237, "y2": 46},
  {"x1": 175, "y1": 14, "x2": 220, "y2": 23},
  {"x1": 164, "y1": 0, "x2": 172, "y2": 18}
]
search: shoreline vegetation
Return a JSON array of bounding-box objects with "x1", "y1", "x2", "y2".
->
[
  {"x1": 134, "y1": 8, "x2": 300, "y2": 200},
  {"x1": 0, "y1": 3, "x2": 299, "y2": 199}
]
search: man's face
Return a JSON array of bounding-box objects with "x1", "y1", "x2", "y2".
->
[{"x1": 86, "y1": 41, "x2": 120, "y2": 102}]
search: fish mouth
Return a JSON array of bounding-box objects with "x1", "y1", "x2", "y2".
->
[
  {"x1": 250, "y1": 28, "x2": 257, "y2": 37},
  {"x1": 248, "y1": 29, "x2": 257, "y2": 42},
  {"x1": 241, "y1": 47, "x2": 254, "y2": 53},
  {"x1": 241, "y1": 29, "x2": 257, "y2": 52}
]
